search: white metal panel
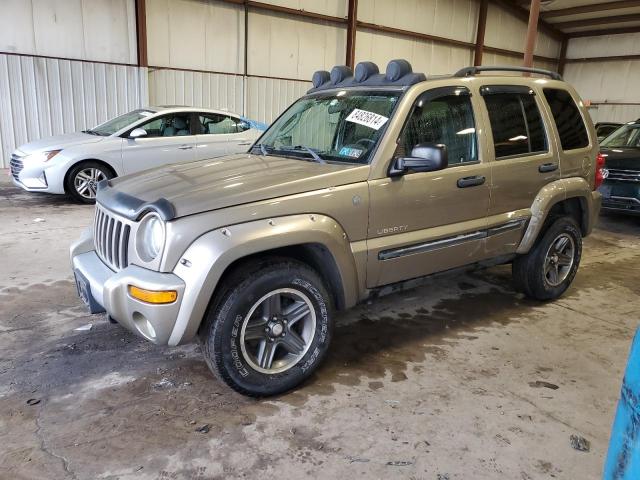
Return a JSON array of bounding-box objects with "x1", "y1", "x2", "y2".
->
[
  {"x1": 0, "y1": 0, "x2": 137, "y2": 64},
  {"x1": 355, "y1": 30, "x2": 473, "y2": 76},
  {"x1": 246, "y1": 76, "x2": 310, "y2": 124},
  {"x1": 0, "y1": 54, "x2": 147, "y2": 168},
  {"x1": 248, "y1": 11, "x2": 346, "y2": 80},
  {"x1": 260, "y1": 0, "x2": 347, "y2": 17},
  {"x1": 146, "y1": 0, "x2": 245, "y2": 74},
  {"x1": 357, "y1": 0, "x2": 479, "y2": 44},
  {"x1": 586, "y1": 105, "x2": 640, "y2": 124},
  {"x1": 564, "y1": 60, "x2": 640, "y2": 104},
  {"x1": 148, "y1": 68, "x2": 244, "y2": 115},
  {"x1": 567, "y1": 33, "x2": 640, "y2": 58},
  {"x1": 484, "y1": 3, "x2": 561, "y2": 59}
]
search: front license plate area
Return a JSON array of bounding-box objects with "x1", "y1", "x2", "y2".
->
[{"x1": 74, "y1": 270, "x2": 105, "y2": 314}]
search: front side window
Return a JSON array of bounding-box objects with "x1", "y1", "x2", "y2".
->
[
  {"x1": 255, "y1": 91, "x2": 401, "y2": 164},
  {"x1": 543, "y1": 88, "x2": 589, "y2": 150},
  {"x1": 199, "y1": 114, "x2": 246, "y2": 134},
  {"x1": 138, "y1": 114, "x2": 192, "y2": 138},
  {"x1": 483, "y1": 89, "x2": 547, "y2": 158},
  {"x1": 600, "y1": 123, "x2": 640, "y2": 148},
  {"x1": 397, "y1": 89, "x2": 477, "y2": 165},
  {"x1": 90, "y1": 109, "x2": 156, "y2": 136}
]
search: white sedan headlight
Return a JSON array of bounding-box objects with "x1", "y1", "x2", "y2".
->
[{"x1": 136, "y1": 213, "x2": 165, "y2": 262}]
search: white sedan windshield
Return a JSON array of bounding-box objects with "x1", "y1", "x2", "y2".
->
[{"x1": 89, "y1": 109, "x2": 156, "y2": 136}]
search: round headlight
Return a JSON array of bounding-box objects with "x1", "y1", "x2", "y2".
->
[{"x1": 136, "y1": 213, "x2": 165, "y2": 262}]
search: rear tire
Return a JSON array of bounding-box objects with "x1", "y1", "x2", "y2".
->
[
  {"x1": 65, "y1": 161, "x2": 113, "y2": 204},
  {"x1": 199, "y1": 259, "x2": 333, "y2": 397},
  {"x1": 512, "y1": 217, "x2": 582, "y2": 300}
]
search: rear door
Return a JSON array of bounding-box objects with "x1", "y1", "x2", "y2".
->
[
  {"x1": 366, "y1": 86, "x2": 491, "y2": 287},
  {"x1": 479, "y1": 85, "x2": 559, "y2": 257},
  {"x1": 121, "y1": 112, "x2": 196, "y2": 174}
]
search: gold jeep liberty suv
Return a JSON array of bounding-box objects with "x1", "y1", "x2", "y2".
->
[{"x1": 71, "y1": 60, "x2": 603, "y2": 396}]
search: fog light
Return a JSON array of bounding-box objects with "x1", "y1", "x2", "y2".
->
[{"x1": 128, "y1": 285, "x2": 177, "y2": 304}]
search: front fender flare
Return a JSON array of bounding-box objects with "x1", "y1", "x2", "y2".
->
[{"x1": 167, "y1": 214, "x2": 360, "y2": 345}]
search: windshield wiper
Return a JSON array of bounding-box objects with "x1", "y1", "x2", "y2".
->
[
  {"x1": 82, "y1": 129, "x2": 99, "y2": 136},
  {"x1": 280, "y1": 145, "x2": 326, "y2": 164},
  {"x1": 252, "y1": 143, "x2": 270, "y2": 156}
]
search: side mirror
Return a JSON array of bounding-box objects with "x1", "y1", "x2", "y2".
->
[
  {"x1": 390, "y1": 143, "x2": 448, "y2": 176},
  {"x1": 129, "y1": 128, "x2": 147, "y2": 139}
]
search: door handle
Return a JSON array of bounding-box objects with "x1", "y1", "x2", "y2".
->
[
  {"x1": 178, "y1": 145, "x2": 193, "y2": 150},
  {"x1": 457, "y1": 175, "x2": 486, "y2": 188},
  {"x1": 538, "y1": 163, "x2": 558, "y2": 173},
  {"x1": 237, "y1": 141, "x2": 253, "y2": 146}
]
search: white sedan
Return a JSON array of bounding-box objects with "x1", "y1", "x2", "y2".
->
[{"x1": 9, "y1": 106, "x2": 266, "y2": 203}]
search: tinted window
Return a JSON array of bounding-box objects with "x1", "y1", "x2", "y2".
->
[
  {"x1": 139, "y1": 114, "x2": 191, "y2": 138},
  {"x1": 398, "y1": 92, "x2": 477, "y2": 165},
  {"x1": 543, "y1": 88, "x2": 589, "y2": 150},
  {"x1": 484, "y1": 92, "x2": 547, "y2": 158},
  {"x1": 199, "y1": 113, "x2": 244, "y2": 134}
]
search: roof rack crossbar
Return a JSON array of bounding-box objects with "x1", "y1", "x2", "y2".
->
[{"x1": 454, "y1": 66, "x2": 562, "y2": 81}]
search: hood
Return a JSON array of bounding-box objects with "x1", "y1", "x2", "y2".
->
[
  {"x1": 600, "y1": 147, "x2": 640, "y2": 171},
  {"x1": 104, "y1": 154, "x2": 369, "y2": 218},
  {"x1": 17, "y1": 132, "x2": 104, "y2": 155}
]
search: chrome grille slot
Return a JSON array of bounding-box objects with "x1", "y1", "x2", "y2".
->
[
  {"x1": 9, "y1": 153, "x2": 24, "y2": 181},
  {"x1": 93, "y1": 205, "x2": 131, "y2": 271},
  {"x1": 607, "y1": 169, "x2": 640, "y2": 182}
]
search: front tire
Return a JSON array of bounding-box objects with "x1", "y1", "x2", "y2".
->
[
  {"x1": 65, "y1": 161, "x2": 113, "y2": 204},
  {"x1": 200, "y1": 259, "x2": 333, "y2": 397},
  {"x1": 512, "y1": 217, "x2": 582, "y2": 300}
]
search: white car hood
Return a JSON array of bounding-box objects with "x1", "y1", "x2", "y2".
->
[{"x1": 17, "y1": 132, "x2": 105, "y2": 155}]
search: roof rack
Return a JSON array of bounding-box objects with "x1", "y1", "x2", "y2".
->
[{"x1": 454, "y1": 66, "x2": 562, "y2": 81}]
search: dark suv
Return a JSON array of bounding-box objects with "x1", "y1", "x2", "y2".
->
[{"x1": 599, "y1": 119, "x2": 640, "y2": 215}]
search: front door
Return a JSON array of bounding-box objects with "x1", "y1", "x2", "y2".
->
[
  {"x1": 367, "y1": 86, "x2": 491, "y2": 288},
  {"x1": 122, "y1": 112, "x2": 197, "y2": 174}
]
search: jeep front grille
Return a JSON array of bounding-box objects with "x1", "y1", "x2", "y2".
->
[
  {"x1": 93, "y1": 205, "x2": 131, "y2": 271},
  {"x1": 10, "y1": 153, "x2": 24, "y2": 181},
  {"x1": 607, "y1": 169, "x2": 640, "y2": 182}
]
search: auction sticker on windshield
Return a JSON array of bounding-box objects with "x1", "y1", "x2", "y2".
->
[{"x1": 346, "y1": 109, "x2": 389, "y2": 130}]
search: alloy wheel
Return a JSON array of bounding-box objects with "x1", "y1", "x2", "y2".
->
[
  {"x1": 543, "y1": 233, "x2": 575, "y2": 287},
  {"x1": 74, "y1": 168, "x2": 106, "y2": 199},
  {"x1": 240, "y1": 288, "x2": 316, "y2": 374}
]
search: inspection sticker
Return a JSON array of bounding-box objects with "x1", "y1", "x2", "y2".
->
[
  {"x1": 345, "y1": 109, "x2": 389, "y2": 130},
  {"x1": 339, "y1": 147, "x2": 363, "y2": 158}
]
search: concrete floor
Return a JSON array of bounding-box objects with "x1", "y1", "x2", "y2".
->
[{"x1": 1, "y1": 172, "x2": 639, "y2": 480}]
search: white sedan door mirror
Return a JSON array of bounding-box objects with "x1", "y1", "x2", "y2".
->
[{"x1": 129, "y1": 128, "x2": 148, "y2": 139}]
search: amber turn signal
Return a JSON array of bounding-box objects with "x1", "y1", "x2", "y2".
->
[{"x1": 128, "y1": 285, "x2": 177, "y2": 304}]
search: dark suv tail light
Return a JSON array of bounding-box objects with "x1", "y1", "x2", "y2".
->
[{"x1": 594, "y1": 153, "x2": 606, "y2": 190}]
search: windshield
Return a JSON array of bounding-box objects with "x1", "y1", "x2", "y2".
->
[
  {"x1": 89, "y1": 109, "x2": 156, "y2": 136},
  {"x1": 601, "y1": 124, "x2": 640, "y2": 148},
  {"x1": 255, "y1": 91, "x2": 401, "y2": 164}
]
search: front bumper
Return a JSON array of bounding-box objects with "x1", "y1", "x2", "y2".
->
[
  {"x1": 72, "y1": 250, "x2": 187, "y2": 344},
  {"x1": 599, "y1": 183, "x2": 640, "y2": 215},
  {"x1": 9, "y1": 152, "x2": 67, "y2": 194}
]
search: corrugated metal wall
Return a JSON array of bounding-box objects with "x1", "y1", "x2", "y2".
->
[
  {"x1": 1, "y1": 0, "x2": 571, "y2": 168},
  {"x1": 0, "y1": 54, "x2": 148, "y2": 167},
  {"x1": 564, "y1": 32, "x2": 640, "y2": 124}
]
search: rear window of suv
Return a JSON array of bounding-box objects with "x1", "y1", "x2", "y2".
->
[{"x1": 543, "y1": 88, "x2": 589, "y2": 150}]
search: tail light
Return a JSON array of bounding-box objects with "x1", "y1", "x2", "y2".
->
[{"x1": 594, "y1": 153, "x2": 606, "y2": 190}]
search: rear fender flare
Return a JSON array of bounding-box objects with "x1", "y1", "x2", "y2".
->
[{"x1": 517, "y1": 177, "x2": 593, "y2": 254}]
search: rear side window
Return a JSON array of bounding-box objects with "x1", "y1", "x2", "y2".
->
[
  {"x1": 482, "y1": 87, "x2": 547, "y2": 158},
  {"x1": 543, "y1": 88, "x2": 589, "y2": 150}
]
